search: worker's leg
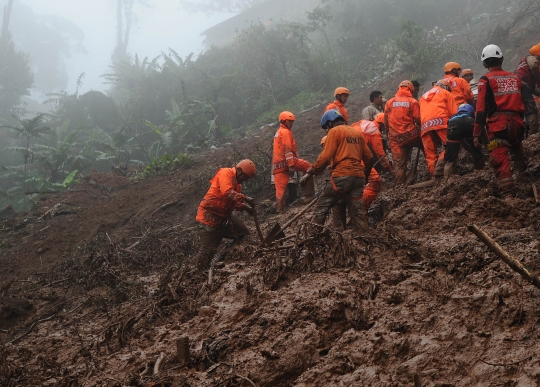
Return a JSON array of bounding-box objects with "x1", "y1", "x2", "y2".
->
[
  {"x1": 421, "y1": 132, "x2": 439, "y2": 176},
  {"x1": 362, "y1": 170, "x2": 381, "y2": 214},
  {"x1": 312, "y1": 183, "x2": 343, "y2": 226},
  {"x1": 342, "y1": 177, "x2": 369, "y2": 233},
  {"x1": 330, "y1": 200, "x2": 347, "y2": 230},
  {"x1": 443, "y1": 136, "x2": 460, "y2": 178},
  {"x1": 433, "y1": 129, "x2": 447, "y2": 178},
  {"x1": 391, "y1": 143, "x2": 411, "y2": 185},
  {"x1": 195, "y1": 225, "x2": 224, "y2": 272},
  {"x1": 525, "y1": 99, "x2": 539, "y2": 135},
  {"x1": 462, "y1": 137, "x2": 485, "y2": 170},
  {"x1": 274, "y1": 171, "x2": 289, "y2": 213}
]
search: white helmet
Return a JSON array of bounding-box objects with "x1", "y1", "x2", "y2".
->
[{"x1": 481, "y1": 44, "x2": 503, "y2": 61}]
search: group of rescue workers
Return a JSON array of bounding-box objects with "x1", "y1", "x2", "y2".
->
[{"x1": 193, "y1": 42, "x2": 540, "y2": 272}]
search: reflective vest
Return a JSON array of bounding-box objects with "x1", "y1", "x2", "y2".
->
[
  {"x1": 474, "y1": 69, "x2": 525, "y2": 136},
  {"x1": 272, "y1": 124, "x2": 299, "y2": 174}
]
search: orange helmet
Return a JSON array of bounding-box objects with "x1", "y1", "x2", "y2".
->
[
  {"x1": 334, "y1": 87, "x2": 350, "y2": 97},
  {"x1": 279, "y1": 111, "x2": 295, "y2": 122},
  {"x1": 374, "y1": 113, "x2": 385, "y2": 125},
  {"x1": 436, "y1": 78, "x2": 451, "y2": 91},
  {"x1": 444, "y1": 62, "x2": 462, "y2": 74},
  {"x1": 462, "y1": 68, "x2": 473, "y2": 76},
  {"x1": 236, "y1": 159, "x2": 256, "y2": 178},
  {"x1": 399, "y1": 80, "x2": 414, "y2": 92},
  {"x1": 530, "y1": 43, "x2": 540, "y2": 56},
  {"x1": 320, "y1": 135, "x2": 327, "y2": 147}
]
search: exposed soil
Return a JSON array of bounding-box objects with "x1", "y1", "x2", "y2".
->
[{"x1": 3, "y1": 35, "x2": 540, "y2": 387}]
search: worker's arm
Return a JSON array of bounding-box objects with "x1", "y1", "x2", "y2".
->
[
  {"x1": 462, "y1": 80, "x2": 474, "y2": 104},
  {"x1": 282, "y1": 130, "x2": 297, "y2": 168},
  {"x1": 412, "y1": 100, "x2": 421, "y2": 127},
  {"x1": 448, "y1": 93, "x2": 459, "y2": 116},
  {"x1": 309, "y1": 129, "x2": 339, "y2": 176},
  {"x1": 217, "y1": 170, "x2": 246, "y2": 208},
  {"x1": 361, "y1": 139, "x2": 374, "y2": 179},
  {"x1": 473, "y1": 76, "x2": 489, "y2": 145},
  {"x1": 372, "y1": 132, "x2": 391, "y2": 170}
]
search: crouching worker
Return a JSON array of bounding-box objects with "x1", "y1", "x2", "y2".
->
[
  {"x1": 194, "y1": 159, "x2": 256, "y2": 272},
  {"x1": 444, "y1": 104, "x2": 485, "y2": 177},
  {"x1": 300, "y1": 110, "x2": 373, "y2": 233}
]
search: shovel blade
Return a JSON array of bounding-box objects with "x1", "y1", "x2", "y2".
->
[{"x1": 261, "y1": 223, "x2": 286, "y2": 247}]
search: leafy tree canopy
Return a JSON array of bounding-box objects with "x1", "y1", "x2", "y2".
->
[{"x1": 0, "y1": 39, "x2": 33, "y2": 119}]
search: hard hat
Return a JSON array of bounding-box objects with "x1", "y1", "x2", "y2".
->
[
  {"x1": 321, "y1": 109, "x2": 344, "y2": 128},
  {"x1": 457, "y1": 103, "x2": 475, "y2": 115},
  {"x1": 320, "y1": 136, "x2": 327, "y2": 147},
  {"x1": 444, "y1": 62, "x2": 462, "y2": 74},
  {"x1": 481, "y1": 44, "x2": 503, "y2": 61},
  {"x1": 334, "y1": 87, "x2": 350, "y2": 97},
  {"x1": 279, "y1": 111, "x2": 295, "y2": 122},
  {"x1": 462, "y1": 68, "x2": 473, "y2": 76},
  {"x1": 374, "y1": 113, "x2": 385, "y2": 125},
  {"x1": 436, "y1": 79, "x2": 451, "y2": 91},
  {"x1": 398, "y1": 80, "x2": 414, "y2": 92},
  {"x1": 530, "y1": 43, "x2": 540, "y2": 56},
  {"x1": 236, "y1": 159, "x2": 256, "y2": 178}
]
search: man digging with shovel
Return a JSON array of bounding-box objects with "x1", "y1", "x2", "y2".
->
[
  {"x1": 300, "y1": 110, "x2": 373, "y2": 234},
  {"x1": 194, "y1": 159, "x2": 257, "y2": 273}
]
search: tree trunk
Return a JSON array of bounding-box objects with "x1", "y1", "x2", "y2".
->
[{"x1": 1, "y1": 0, "x2": 14, "y2": 41}]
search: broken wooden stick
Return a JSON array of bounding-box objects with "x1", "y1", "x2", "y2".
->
[
  {"x1": 533, "y1": 184, "x2": 539, "y2": 204},
  {"x1": 153, "y1": 352, "x2": 165, "y2": 375},
  {"x1": 468, "y1": 224, "x2": 540, "y2": 289}
]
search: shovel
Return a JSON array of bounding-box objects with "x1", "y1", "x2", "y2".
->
[{"x1": 261, "y1": 194, "x2": 320, "y2": 247}]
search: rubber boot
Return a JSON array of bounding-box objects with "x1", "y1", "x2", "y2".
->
[
  {"x1": 276, "y1": 198, "x2": 287, "y2": 213},
  {"x1": 433, "y1": 158, "x2": 445, "y2": 179},
  {"x1": 287, "y1": 183, "x2": 298, "y2": 205},
  {"x1": 443, "y1": 162, "x2": 455, "y2": 178}
]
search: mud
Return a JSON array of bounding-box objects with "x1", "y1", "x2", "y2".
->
[{"x1": 2, "y1": 71, "x2": 540, "y2": 386}]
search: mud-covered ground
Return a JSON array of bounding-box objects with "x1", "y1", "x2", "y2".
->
[{"x1": 3, "y1": 65, "x2": 540, "y2": 386}]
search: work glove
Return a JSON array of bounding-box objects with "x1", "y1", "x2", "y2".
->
[
  {"x1": 300, "y1": 172, "x2": 312, "y2": 186},
  {"x1": 473, "y1": 136, "x2": 482, "y2": 148},
  {"x1": 244, "y1": 196, "x2": 255, "y2": 206}
]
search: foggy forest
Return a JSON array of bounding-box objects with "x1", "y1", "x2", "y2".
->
[{"x1": 2, "y1": 0, "x2": 540, "y2": 386}]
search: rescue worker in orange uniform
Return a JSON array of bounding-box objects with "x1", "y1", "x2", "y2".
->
[
  {"x1": 300, "y1": 110, "x2": 373, "y2": 233},
  {"x1": 419, "y1": 79, "x2": 459, "y2": 177},
  {"x1": 474, "y1": 44, "x2": 527, "y2": 194},
  {"x1": 195, "y1": 159, "x2": 256, "y2": 271},
  {"x1": 444, "y1": 62, "x2": 475, "y2": 106},
  {"x1": 384, "y1": 80, "x2": 422, "y2": 185},
  {"x1": 462, "y1": 68, "x2": 479, "y2": 104},
  {"x1": 515, "y1": 43, "x2": 540, "y2": 134},
  {"x1": 325, "y1": 87, "x2": 350, "y2": 124},
  {"x1": 374, "y1": 112, "x2": 389, "y2": 153},
  {"x1": 320, "y1": 135, "x2": 348, "y2": 229},
  {"x1": 272, "y1": 111, "x2": 314, "y2": 212},
  {"x1": 351, "y1": 119, "x2": 392, "y2": 214}
]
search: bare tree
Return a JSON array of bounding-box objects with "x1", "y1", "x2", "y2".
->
[
  {"x1": 112, "y1": 0, "x2": 135, "y2": 62},
  {"x1": 1, "y1": 0, "x2": 14, "y2": 41}
]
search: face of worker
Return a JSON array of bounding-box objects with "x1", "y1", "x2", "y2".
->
[
  {"x1": 463, "y1": 73, "x2": 474, "y2": 83},
  {"x1": 338, "y1": 94, "x2": 349, "y2": 104},
  {"x1": 412, "y1": 86, "x2": 420, "y2": 99},
  {"x1": 373, "y1": 94, "x2": 383, "y2": 106},
  {"x1": 285, "y1": 120, "x2": 294, "y2": 129},
  {"x1": 237, "y1": 170, "x2": 250, "y2": 184}
]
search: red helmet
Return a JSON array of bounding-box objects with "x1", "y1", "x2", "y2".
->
[
  {"x1": 334, "y1": 87, "x2": 350, "y2": 97},
  {"x1": 236, "y1": 159, "x2": 256, "y2": 178},
  {"x1": 436, "y1": 78, "x2": 451, "y2": 91},
  {"x1": 399, "y1": 80, "x2": 414, "y2": 92},
  {"x1": 279, "y1": 111, "x2": 295, "y2": 122}
]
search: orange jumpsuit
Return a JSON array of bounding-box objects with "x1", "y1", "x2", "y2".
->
[
  {"x1": 196, "y1": 167, "x2": 247, "y2": 228},
  {"x1": 419, "y1": 86, "x2": 459, "y2": 175},
  {"x1": 351, "y1": 120, "x2": 391, "y2": 213},
  {"x1": 384, "y1": 87, "x2": 421, "y2": 185},
  {"x1": 272, "y1": 124, "x2": 311, "y2": 200},
  {"x1": 444, "y1": 74, "x2": 474, "y2": 106},
  {"x1": 325, "y1": 100, "x2": 349, "y2": 124}
]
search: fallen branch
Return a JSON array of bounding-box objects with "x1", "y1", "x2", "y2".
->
[
  {"x1": 480, "y1": 355, "x2": 532, "y2": 367},
  {"x1": 154, "y1": 352, "x2": 165, "y2": 375},
  {"x1": 151, "y1": 200, "x2": 184, "y2": 217},
  {"x1": 533, "y1": 184, "x2": 539, "y2": 204},
  {"x1": 468, "y1": 224, "x2": 540, "y2": 289}
]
